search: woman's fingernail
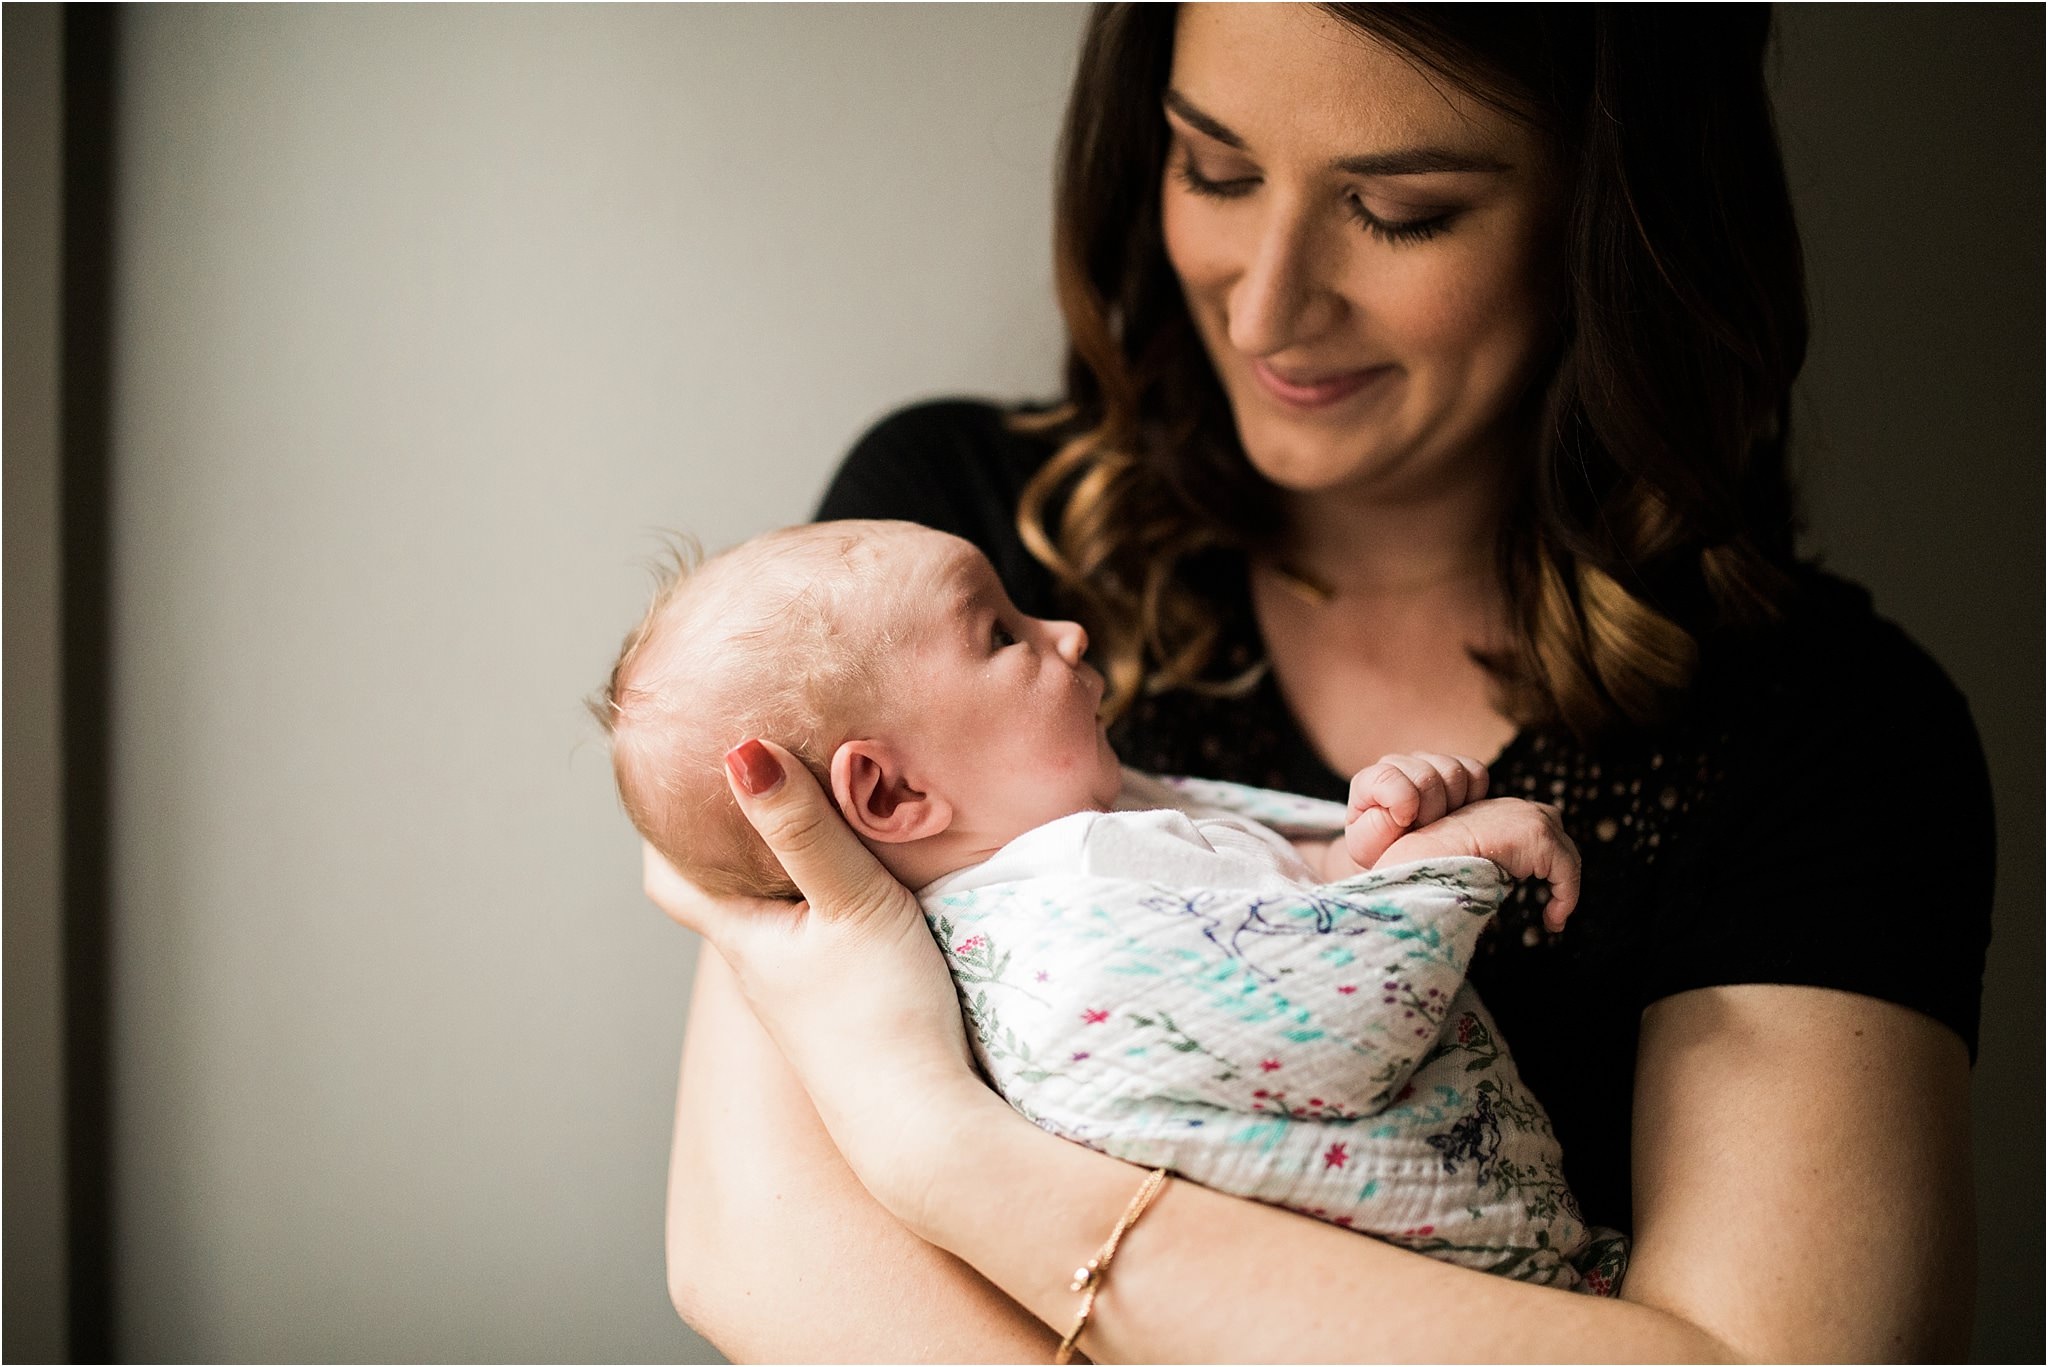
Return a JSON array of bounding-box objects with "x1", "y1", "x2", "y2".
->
[{"x1": 724, "y1": 739, "x2": 784, "y2": 797}]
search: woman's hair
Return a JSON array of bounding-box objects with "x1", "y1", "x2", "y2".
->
[{"x1": 1021, "y1": 4, "x2": 1807, "y2": 737}]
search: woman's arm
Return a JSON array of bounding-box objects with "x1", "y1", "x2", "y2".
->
[
  {"x1": 682, "y1": 739, "x2": 1975, "y2": 1361},
  {"x1": 893, "y1": 982, "x2": 1973, "y2": 1363},
  {"x1": 665, "y1": 946, "x2": 1059, "y2": 1361},
  {"x1": 1623, "y1": 982, "x2": 1975, "y2": 1361}
]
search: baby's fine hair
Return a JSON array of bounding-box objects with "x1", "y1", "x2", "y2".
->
[{"x1": 591, "y1": 520, "x2": 919, "y2": 898}]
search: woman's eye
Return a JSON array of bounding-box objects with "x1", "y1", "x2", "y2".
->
[
  {"x1": 1176, "y1": 149, "x2": 1453, "y2": 245},
  {"x1": 1344, "y1": 194, "x2": 1455, "y2": 245},
  {"x1": 991, "y1": 622, "x2": 1019, "y2": 650},
  {"x1": 1173, "y1": 155, "x2": 1257, "y2": 200}
]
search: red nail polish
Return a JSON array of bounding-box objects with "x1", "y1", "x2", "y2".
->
[{"x1": 724, "y1": 739, "x2": 784, "y2": 797}]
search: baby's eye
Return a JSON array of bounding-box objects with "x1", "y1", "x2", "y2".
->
[{"x1": 991, "y1": 622, "x2": 1019, "y2": 650}]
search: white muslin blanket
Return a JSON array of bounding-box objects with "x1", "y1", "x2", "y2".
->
[{"x1": 919, "y1": 772, "x2": 1625, "y2": 1292}]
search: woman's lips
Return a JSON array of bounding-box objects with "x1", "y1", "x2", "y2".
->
[{"x1": 1250, "y1": 358, "x2": 1392, "y2": 410}]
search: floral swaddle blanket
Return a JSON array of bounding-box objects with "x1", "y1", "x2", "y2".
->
[{"x1": 919, "y1": 772, "x2": 1626, "y2": 1292}]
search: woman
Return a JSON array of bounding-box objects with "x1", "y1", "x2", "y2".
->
[{"x1": 656, "y1": 6, "x2": 1989, "y2": 1358}]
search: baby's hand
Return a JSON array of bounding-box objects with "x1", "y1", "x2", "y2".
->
[
  {"x1": 1343, "y1": 753, "x2": 1491, "y2": 870},
  {"x1": 1379, "y1": 798, "x2": 1582, "y2": 932}
]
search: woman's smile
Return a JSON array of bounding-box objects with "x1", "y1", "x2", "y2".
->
[{"x1": 1248, "y1": 358, "x2": 1396, "y2": 412}]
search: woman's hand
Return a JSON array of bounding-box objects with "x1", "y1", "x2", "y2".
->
[
  {"x1": 642, "y1": 738, "x2": 985, "y2": 1188},
  {"x1": 647, "y1": 747, "x2": 1065, "y2": 1358}
]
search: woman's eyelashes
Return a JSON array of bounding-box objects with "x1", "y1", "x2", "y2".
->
[
  {"x1": 1172, "y1": 153, "x2": 1455, "y2": 245},
  {"x1": 1172, "y1": 156, "x2": 1258, "y2": 201},
  {"x1": 991, "y1": 620, "x2": 1019, "y2": 651},
  {"x1": 1342, "y1": 195, "x2": 1453, "y2": 244}
]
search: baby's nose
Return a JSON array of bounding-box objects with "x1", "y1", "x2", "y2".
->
[{"x1": 1050, "y1": 618, "x2": 1088, "y2": 665}]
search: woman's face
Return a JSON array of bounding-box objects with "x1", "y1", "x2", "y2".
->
[{"x1": 1161, "y1": 5, "x2": 1564, "y2": 508}]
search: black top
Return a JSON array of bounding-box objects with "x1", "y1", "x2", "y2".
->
[{"x1": 818, "y1": 398, "x2": 1995, "y2": 1233}]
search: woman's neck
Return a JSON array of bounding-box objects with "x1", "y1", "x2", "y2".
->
[
  {"x1": 1250, "y1": 470, "x2": 1521, "y2": 774},
  {"x1": 1269, "y1": 470, "x2": 1508, "y2": 608}
]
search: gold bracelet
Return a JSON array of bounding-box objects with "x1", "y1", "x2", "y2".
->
[{"x1": 1053, "y1": 1167, "x2": 1170, "y2": 1365}]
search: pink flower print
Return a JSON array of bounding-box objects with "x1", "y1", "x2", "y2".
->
[
  {"x1": 1260, "y1": 1058, "x2": 1282, "y2": 1072},
  {"x1": 1322, "y1": 1142, "x2": 1349, "y2": 1170},
  {"x1": 1034, "y1": 970, "x2": 1050, "y2": 983},
  {"x1": 1401, "y1": 1224, "x2": 1435, "y2": 1237},
  {"x1": 1332, "y1": 1215, "x2": 1354, "y2": 1228},
  {"x1": 953, "y1": 935, "x2": 986, "y2": 955},
  {"x1": 1071, "y1": 1050, "x2": 1091, "y2": 1062},
  {"x1": 1584, "y1": 1269, "x2": 1612, "y2": 1296},
  {"x1": 1336, "y1": 984, "x2": 1357, "y2": 995},
  {"x1": 1456, "y1": 1016, "x2": 1476, "y2": 1045},
  {"x1": 1393, "y1": 1082, "x2": 1416, "y2": 1104},
  {"x1": 1080, "y1": 1008, "x2": 1109, "y2": 1025}
]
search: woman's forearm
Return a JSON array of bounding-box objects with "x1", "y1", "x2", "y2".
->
[
  {"x1": 886, "y1": 985, "x2": 1974, "y2": 1364},
  {"x1": 666, "y1": 948, "x2": 1060, "y2": 1361},
  {"x1": 659, "y1": 746, "x2": 1970, "y2": 1361},
  {"x1": 905, "y1": 1086, "x2": 1733, "y2": 1364},
  {"x1": 666, "y1": 763, "x2": 1717, "y2": 1359}
]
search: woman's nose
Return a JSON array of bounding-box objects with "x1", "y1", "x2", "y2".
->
[
  {"x1": 1047, "y1": 617, "x2": 1088, "y2": 666},
  {"x1": 1227, "y1": 200, "x2": 1338, "y2": 357}
]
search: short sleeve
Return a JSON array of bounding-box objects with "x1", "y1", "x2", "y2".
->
[
  {"x1": 1640, "y1": 592, "x2": 1995, "y2": 1058},
  {"x1": 815, "y1": 398, "x2": 1060, "y2": 615}
]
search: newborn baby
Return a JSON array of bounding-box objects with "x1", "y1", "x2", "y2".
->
[{"x1": 596, "y1": 519, "x2": 1622, "y2": 1291}]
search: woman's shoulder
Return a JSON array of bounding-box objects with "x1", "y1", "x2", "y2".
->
[
  {"x1": 1682, "y1": 565, "x2": 1990, "y2": 845},
  {"x1": 815, "y1": 396, "x2": 1065, "y2": 612},
  {"x1": 1695, "y1": 564, "x2": 1978, "y2": 748},
  {"x1": 1632, "y1": 563, "x2": 1995, "y2": 1057},
  {"x1": 819, "y1": 397, "x2": 1060, "y2": 519}
]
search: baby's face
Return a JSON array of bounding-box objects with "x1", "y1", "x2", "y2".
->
[{"x1": 873, "y1": 528, "x2": 1123, "y2": 843}]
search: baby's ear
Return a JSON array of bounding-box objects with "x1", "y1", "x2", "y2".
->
[{"x1": 830, "y1": 740, "x2": 952, "y2": 845}]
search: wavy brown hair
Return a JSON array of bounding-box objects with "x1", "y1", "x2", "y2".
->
[{"x1": 1019, "y1": 4, "x2": 1807, "y2": 738}]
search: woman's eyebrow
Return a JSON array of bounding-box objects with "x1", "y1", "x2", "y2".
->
[
  {"x1": 1334, "y1": 148, "x2": 1510, "y2": 177},
  {"x1": 1163, "y1": 88, "x2": 1511, "y2": 177},
  {"x1": 1163, "y1": 88, "x2": 1247, "y2": 149}
]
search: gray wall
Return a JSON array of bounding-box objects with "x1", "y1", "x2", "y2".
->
[
  {"x1": 3, "y1": 5, "x2": 71, "y2": 1362},
  {"x1": 100, "y1": 5, "x2": 1082, "y2": 1361},
  {"x1": 4, "y1": 3, "x2": 2035, "y2": 1362}
]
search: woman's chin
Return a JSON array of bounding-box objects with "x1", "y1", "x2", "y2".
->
[
  {"x1": 1226, "y1": 403, "x2": 1374, "y2": 489},
  {"x1": 1239, "y1": 436, "x2": 1389, "y2": 495}
]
